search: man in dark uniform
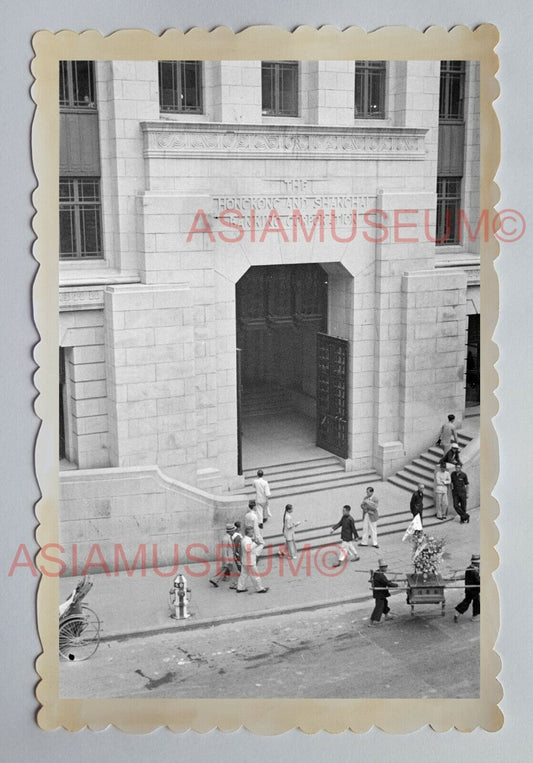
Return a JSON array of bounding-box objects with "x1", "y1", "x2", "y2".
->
[
  {"x1": 410, "y1": 484, "x2": 425, "y2": 522},
  {"x1": 330, "y1": 505, "x2": 360, "y2": 566},
  {"x1": 450, "y1": 463, "x2": 470, "y2": 523},
  {"x1": 454, "y1": 553, "x2": 480, "y2": 622},
  {"x1": 368, "y1": 559, "x2": 399, "y2": 626}
]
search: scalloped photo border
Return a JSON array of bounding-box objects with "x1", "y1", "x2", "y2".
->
[{"x1": 31, "y1": 24, "x2": 501, "y2": 732}]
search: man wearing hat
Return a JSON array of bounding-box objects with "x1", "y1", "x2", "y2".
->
[
  {"x1": 368, "y1": 559, "x2": 399, "y2": 626},
  {"x1": 454, "y1": 554, "x2": 480, "y2": 622},
  {"x1": 210, "y1": 522, "x2": 238, "y2": 588},
  {"x1": 410, "y1": 484, "x2": 425, "y2": 523},
  {"x1": 440, "y1": 442, "x2": 463, "y2": 469}
]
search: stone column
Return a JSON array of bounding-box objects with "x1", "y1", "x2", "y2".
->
[
  {"x1": 104, "y1": 283, "x2": 198, "y2": 484},
  {"x1": 399, "y1": 269, "x2": 468, "y2": 460}
]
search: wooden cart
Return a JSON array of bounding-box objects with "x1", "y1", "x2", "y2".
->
[{"x1": 405, "y1": 573, "x2": 446, "y2": 617}]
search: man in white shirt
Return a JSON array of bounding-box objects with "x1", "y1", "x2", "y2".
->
[
  {"x1": 434, "y1": 462, "x2": 452, "y2": 520},
  {"x1": 252, "y1": 469, "x2": 272, "y2": 526},
  {"x1": 244, "y1": 499, "x2": 264, "y2": 557},
  {"x1": 236, "y1": 527, "x2": 269, "y2": 594}
]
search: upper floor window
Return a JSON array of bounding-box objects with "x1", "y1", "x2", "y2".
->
[
  {"x1": 60, "y1": 178, "x2": 103, "y2": 259},
  {"x1": 59, "y1": 61, "x2": 96, "y2": 109},
  {"x1": 262, "y1": 62, "x2": 299, "y2": 117},
  {"x1": 159, "y1": 61, "x2": 203, "y2": 113},
  {"x1": 439, "y1": 61, "x2": 465, "y2": 121},
  {"x1": 354, "y1": 61, "x2": 386, "y2": 118},
  {"x1": 436, "y1": 176, "x2": 462, "y2": 245}
]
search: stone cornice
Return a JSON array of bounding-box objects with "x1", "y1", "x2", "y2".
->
[
  {"x1": 141, "y1": 122, "x2": 427, "y2": 161},
  {"x1": 436, "y1": 257, "x2": 480, "y2": 286}
]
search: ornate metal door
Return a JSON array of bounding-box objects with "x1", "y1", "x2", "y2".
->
[{"x1": 316, "y1": 333, "x2": 349, "y2": 458}]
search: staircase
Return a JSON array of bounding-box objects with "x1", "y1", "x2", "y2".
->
[
  {"x1": 242, "y1": 456, "x2": 378, "y2": 501},
  {"x1": 241, "y1": 385, "x2": 292, "y2": 417},
  {"x1": 387, "y1": 431, "x2": 474, "y2": 509},
  {"x1": 246, "y1": 432, "x2": 474, "y2": 556}
]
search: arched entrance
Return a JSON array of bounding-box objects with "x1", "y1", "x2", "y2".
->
[{"x1": 236, "y1": 264, "x2": 348, "y2": 470}]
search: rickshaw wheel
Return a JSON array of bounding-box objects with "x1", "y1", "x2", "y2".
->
[{"x1": 59, "y1": 606, "x2": 101, "y2": 661}]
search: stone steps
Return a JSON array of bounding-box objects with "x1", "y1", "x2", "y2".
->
[
  {"x1": 388, "y1": 431, "x2": 474, "y2": 504},
  {"x1": 242, "y1": 456, "x2": 378, "y2": 499}
]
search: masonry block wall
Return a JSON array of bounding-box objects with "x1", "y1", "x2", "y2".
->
[
  {"x1": 60, "y1": 310, "x2": 109, "y2": 469},
  {"x1": 399, "y1": 270, "x2": 468, "y2": 461},
  {"x1": 104, "y1": 284, "x2": 200, "y2": 485},
  {"x1": 59, "y1": 468, "x2": 248, "y2": 574}
]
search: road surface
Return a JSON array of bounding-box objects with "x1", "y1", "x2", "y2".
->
[{"x1": 60, "y1": 595, "x2": 479, "y2": 699}]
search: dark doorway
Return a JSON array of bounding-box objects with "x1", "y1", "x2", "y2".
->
[
  {"x1": 236, "y1": 263, "x2": 332, "y2": 469},
  {"x1": 236, "y1": 264, "x2": 328, "y2": 408},
  {"x1": 465, "y1": 313, "x2": 480, "y2": 408}
]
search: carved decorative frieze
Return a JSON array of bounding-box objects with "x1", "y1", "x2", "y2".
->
[
  {"x1": 59, "y1": 287, "x2": 104, "y2": 311},
  {"x1": 142, "y1": 122, "x2": 427, "y2": 161}
]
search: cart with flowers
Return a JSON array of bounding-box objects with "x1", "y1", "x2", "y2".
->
[{"x1": 405, "y1": 532, "x2": 446, "y2": 616}]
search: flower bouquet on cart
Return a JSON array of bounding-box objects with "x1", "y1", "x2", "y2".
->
[{"x1": 411, "y1": 531, "x2": 445, "y2": 580}]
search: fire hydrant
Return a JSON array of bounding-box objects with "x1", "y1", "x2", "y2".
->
[{"x1": 169, "y1": 573, "x2": 192, "y2": 619}]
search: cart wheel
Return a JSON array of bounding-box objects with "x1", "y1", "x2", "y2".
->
[{"x1": 59, "y1": 606, "x2": 100, "y2": 661}]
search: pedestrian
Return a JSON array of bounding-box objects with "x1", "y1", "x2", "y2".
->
[
  {"x1": 253, "y1": 469, "x2": 272, "y2": 525},
  {"x1": 450, "y1": 463, "x2": 470, "y2": 523},
  {"x1": 232, "y1": 521, "x2": 243, "y2": 571},
  {"x1": 210, "y1": 523, "x2": 238, "y2": 588},
  {"x1": 358, "y1": 486, "x2": 379, "y2": 548},
  {"x1": 440, "y1": 442, "x2": 463, "y2": 469},
  {"x1": 434, "y1": 463, "x2": 452, "y2": 520},
  {"x1": 236, "y1": 526, "x2": 269, "y2": 594},
  {"x1": 244, "y1": 499, "x2": 264, "y2": 557},
  {"x1": 368, "y1": 559, "x2": 399, "y2": 626},
  {"x1": 279, "y1": 504, "x2": 300, "y2": 559},
  {"x1": 410, "y1": 484, "x2": 425, "y2": 523},
  {"x1": 454, "y1": 553, "x2": 480, "y2": 622},
  {"x1": 330, "y1": 505, "x2": 360, "y2": 566},
  {"x1": 437, "y1": 413, "x2": 458, "y2": 454}
]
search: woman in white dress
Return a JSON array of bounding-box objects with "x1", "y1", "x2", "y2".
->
[{"x1": 280, "y1": 504, "x2": 300, "y2": 559}]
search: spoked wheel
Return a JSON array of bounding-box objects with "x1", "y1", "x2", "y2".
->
[{"x1": 59, "y1": 606, "x2": 101, "y2": 662}]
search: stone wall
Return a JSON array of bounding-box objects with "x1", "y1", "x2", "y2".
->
[
  {"x1": 60, "y1": 309, "x2": 109, "y2": 468},
  {"x1": 59, "y1": 467, "x2": 248, "y2": 575}
]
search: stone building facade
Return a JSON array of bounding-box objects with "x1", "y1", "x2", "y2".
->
[{"x1": 58, "y1": 60, "x2": 480, "y2": 569}]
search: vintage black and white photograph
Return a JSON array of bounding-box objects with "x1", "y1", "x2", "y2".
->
[{"x1": 31, "y1": 25, "x2": 500, "y2": 732}]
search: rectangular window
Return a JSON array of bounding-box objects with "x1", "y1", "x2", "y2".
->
[
  {"x1": 59, "y1": 61, "x2": 96, "y2": 109},
  {"x1": 262, "y1": 62, "x2": 299, "y2": 117},
  {"x1": 354, "y1": 61, "x2": 386, "y2": 118},
  {"x1": 159, "y1": 61, "x2": 203, "y2": 113},
  {"x1": 436, "y1": 177, "x2": 462, "y2": 245},
  {"x1": 59, "y1": 178, "x2": 103, "y2": 259},
  {"x1": 439, "y1": 61, "x2": 465, "y2": 121}
]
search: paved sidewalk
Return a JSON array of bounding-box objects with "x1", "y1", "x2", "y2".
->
[{"x1": 59, "y1": 501, "x2": 480, "y2": 641}]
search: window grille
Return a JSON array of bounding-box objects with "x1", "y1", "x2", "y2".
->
[
  {"x1": 59, "y1": 178, "x2": 103, "y2": 259},
  {"x1": 261, "y1": 62, "x2": 299, "y2": 117},
  {"x1": 436, "y1": 176, "x2": 462, "y2": 245},
  {"x1": 159, "y1": 61, "x2": 203, "y2": 113},
  {"x1": 439, "y1": 61, "x2": 466, "y2": 121},
  {"x1": 59, "y1": 61, "x2": 96, "y2": 108},
  {"x1": 354, "y1": 61, "x2": 386, "y2": 118}
]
